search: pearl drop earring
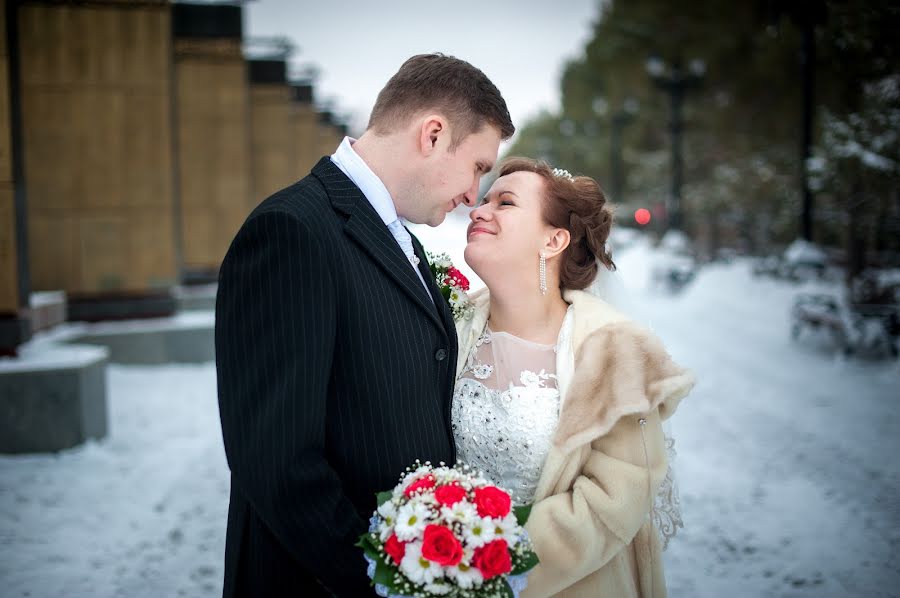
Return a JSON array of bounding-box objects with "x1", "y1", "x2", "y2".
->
[{"x1": 539, "y1": 252, "x2": 547, "y2": 295}]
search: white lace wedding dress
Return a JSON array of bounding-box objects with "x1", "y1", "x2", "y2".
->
[
  {"x1": 451, "y1": 307, "x2": 683, "y2": 549},
  {"x1": 451, "y1": 309, "x2": 572, "y2": 506}
]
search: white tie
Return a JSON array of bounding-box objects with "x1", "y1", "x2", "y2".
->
[
  {"x1": 387, "y1": 219, "x2": 434, "y2": 303},
  {"x1": 388, "y1": 219, "x2": 420, "y2": 267}
]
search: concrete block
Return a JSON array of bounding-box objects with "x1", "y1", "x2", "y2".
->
[
  {"x1": 173, "y1": 283, "x2": 217, "y2": 312},
  {"x1": 67, "y1": 312, "x2": 215, "y2": 364},
  {"x1": 0, "y1": 344, "x2": 109, "y2": 454}
]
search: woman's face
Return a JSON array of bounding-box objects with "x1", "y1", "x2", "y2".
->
[{"x1": 464, "y1": 170, "x2": 557, "y2": 281}]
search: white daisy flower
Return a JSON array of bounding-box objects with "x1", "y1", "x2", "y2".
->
[
  {"x1": 492, "y1": 512, "x2": 521, "y2": 547},
  {"x1": 395, "y1": 501, "x2": 431, "y2": 541},
  {"x1": 399, "y1": 541, "x2": 442, "y2": 585},
  {"x1": 461, "y1": 516, "x2": 496, "y2": 548},
  {"x1": 440, "y1": 500, "x2": 478, "y2": 526},
  {"x1": 376, "y1": 500, "x2": 399, "y2": 541},
  {"x1": 376, "y1": 503, "x2": 398, "y2": 542},
  {"x1": 445, "y1": 561, "x2": 484, "y2": 589}
]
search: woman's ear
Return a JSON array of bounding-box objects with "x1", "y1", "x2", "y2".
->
[
  {"x1": 543, "y1": 228, "x2": 570, "y2": 260},
  {"x1": 417, "y1": 115, "x2": 446, "y2": 156}
]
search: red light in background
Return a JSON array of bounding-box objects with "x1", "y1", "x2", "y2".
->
[{"x1": 634, "y1": 208, "x2": 651, "y2": 226}]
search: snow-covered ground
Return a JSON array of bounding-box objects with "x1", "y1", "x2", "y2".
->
[{"x1": 1, "y1": 218, "x2": 898, "y2": 597}]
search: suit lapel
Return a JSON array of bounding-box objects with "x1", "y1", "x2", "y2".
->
[
  {"x1": 410, "y1": 234, "x2": 457, "y2": 351},
  {"x1": 312, "y1": 158, "x2": 446, "y2": 336}
]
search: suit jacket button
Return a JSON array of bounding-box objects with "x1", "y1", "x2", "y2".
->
[{"x1": 435, "y1": 348, "x2": 448, "y2": 361}]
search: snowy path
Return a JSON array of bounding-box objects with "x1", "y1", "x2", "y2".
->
[
  {"x1": 1, "y1": 235, "x2": 898, "y2": 597},
  {"x1": 616, "y1": 244, "x2": 900, "y2": 598},
  {"x1": 0, "y1": 365, "x2": 229, "y2": 598}
]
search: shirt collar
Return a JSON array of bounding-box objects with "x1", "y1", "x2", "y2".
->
[{"x1": 330, "y1": 136, "x2": 399, "y2": 226}]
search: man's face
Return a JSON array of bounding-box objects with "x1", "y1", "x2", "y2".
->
[{"x1": 412, "y1": 125, "x2": 503, "y2": 227}]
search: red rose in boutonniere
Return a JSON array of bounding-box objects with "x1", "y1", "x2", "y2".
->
[
  {"x1": 426, "y1": 252, "x2": 474, "y2": 321},
  {"x1": 444, "y1": 266, "x2": 470, "y2": 291}
]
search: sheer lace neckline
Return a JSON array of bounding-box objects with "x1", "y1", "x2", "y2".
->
[{"x1": 485, "y1": 327, "x2": 556, "y2": 349}]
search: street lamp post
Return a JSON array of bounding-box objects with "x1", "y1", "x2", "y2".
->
[
  {"x1": 646, "y1": 57, "x2": 705, "y2": 232},
  {"x1": 609, "y1": 98, "x2": 639, "y2": 203}
]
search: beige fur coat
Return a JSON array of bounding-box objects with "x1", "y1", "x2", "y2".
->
[{"x1": 455, "y1": 288, "x2": 695, "y2": 598}]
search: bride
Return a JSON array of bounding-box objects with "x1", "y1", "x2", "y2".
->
[{"x1": 451, "y1": 158, "x2": 695, "y2": 597}]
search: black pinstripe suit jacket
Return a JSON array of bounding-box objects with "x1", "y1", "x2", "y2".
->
[{"x1": 215, "y1": 157, "x2": 459, "y2": 597}]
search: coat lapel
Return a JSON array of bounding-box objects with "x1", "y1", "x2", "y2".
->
[
  {"x1": 312, "y1": 158, "x2": 446, "y2": 335},
  {"x1": 410, "y1": 233, "x2": 457, "y2": 350}
]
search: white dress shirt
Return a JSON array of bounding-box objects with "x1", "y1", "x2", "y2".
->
[{"x1": 330, "y1": 137, "x2": 433, "y2": 300}]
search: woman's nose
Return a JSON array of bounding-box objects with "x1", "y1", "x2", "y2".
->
[{"x1": 469, "y1": 203, "x2": 491, "y2": 222}]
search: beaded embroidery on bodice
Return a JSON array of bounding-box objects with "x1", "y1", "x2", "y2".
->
[{"x1": 451, "y1": 314, "x2": 570, "y2": 505}]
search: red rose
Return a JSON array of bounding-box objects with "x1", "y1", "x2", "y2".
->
[
  {"x1": 446, "y1": 267, "x2": 470, "y2": 291},
  {"x1": 421, "y1": 524, "x2": 464, "y2": 567},
  {"x1": 403, "y1": 474, "x2": 436, "y2": 497},
  {"x1": 434, "y1": 483, "x2": 467, "y2": 507},
  {"x1": 383, "y1": 533, "x2": 406, "y2": 565},
  {"x1": 472, "y1": 539, "x2": 512, "y2": 579},
  {"x1": 473, "y1": 486, "x2": 512, "y2": 518}
]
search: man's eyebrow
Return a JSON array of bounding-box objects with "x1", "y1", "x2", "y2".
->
[{"x1": 498, "y1": 190, "x2": 517, "y2": 197}]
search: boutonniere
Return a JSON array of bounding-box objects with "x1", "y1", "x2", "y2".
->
[{"x1": 426, "y1": 252, "x2": 475, "y2": 322}]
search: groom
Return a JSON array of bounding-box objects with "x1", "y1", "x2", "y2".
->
[{"x1": 215, "y1": 54, "x2": 514, "y2": 597}]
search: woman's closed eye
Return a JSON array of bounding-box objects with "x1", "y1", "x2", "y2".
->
[{"x1": 479, "y1": 192, "x2": 517, "y2": 207}]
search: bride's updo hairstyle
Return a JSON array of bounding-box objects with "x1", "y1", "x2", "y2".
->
[{"x1": 497, "y1": 157, "x2": 615, "y2": 290}]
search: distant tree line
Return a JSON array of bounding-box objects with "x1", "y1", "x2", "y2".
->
[{"x1": 505, "y1": 0, "x2": 899, "y2": 269}]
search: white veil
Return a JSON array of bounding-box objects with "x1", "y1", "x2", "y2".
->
[{"x1": 586, "y1": 263, "x2": 684, "y2": 550}]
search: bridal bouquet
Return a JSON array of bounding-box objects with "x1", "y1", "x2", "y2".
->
[
  {"x1": 426, "y1": 253, "x2": 475, "y2": 321},
  {"x1": 356, "y1": 461, "x2": 539, "y2": 597}
]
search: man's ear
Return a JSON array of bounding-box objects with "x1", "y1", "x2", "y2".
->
[
  {"x1": 543, "y1": 228, "x2": 571, "y2": 260},
  {"x1": 418, "y1": 115, "x2": 446, "y2": 156}
]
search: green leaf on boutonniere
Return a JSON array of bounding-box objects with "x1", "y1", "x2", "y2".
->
[{"x1": 376, "y1": 490, "x2": 393, "y2": 507}]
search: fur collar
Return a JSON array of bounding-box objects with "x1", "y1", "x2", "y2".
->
[{"x1": 455, "y1": 288, "x2": 694, "y2": 454}]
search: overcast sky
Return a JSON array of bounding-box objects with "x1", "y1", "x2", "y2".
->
[{"x1": 245, "y1": 0, "x2": 600, "y2": 144}]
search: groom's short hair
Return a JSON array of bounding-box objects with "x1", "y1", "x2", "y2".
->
[{"x1": 367, "y1": 53, "x2": 515, "y2": 148}]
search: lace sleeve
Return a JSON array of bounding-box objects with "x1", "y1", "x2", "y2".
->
[{"x1": 652, "y1": 432, "x2": 683, "y2": 550}]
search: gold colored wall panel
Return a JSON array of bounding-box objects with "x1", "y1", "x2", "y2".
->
[
  {"x1": 250, "y1": 83, "x2": 295, "y2": 205},
  {"x1": 175, "y1": 38, "x2": 251, "y2": 272},
  {"x1": 19, "y1": 1, "x2": 177, "y2": 295}
]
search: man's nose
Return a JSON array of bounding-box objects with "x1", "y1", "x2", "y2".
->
[{"x1": 462, "y1": 178, "x2": 480, "y2": 206}]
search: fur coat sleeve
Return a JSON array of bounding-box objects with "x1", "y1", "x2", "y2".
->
[{"x1": 522, "y1": 321, "x2": 694, "y2": 597}]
